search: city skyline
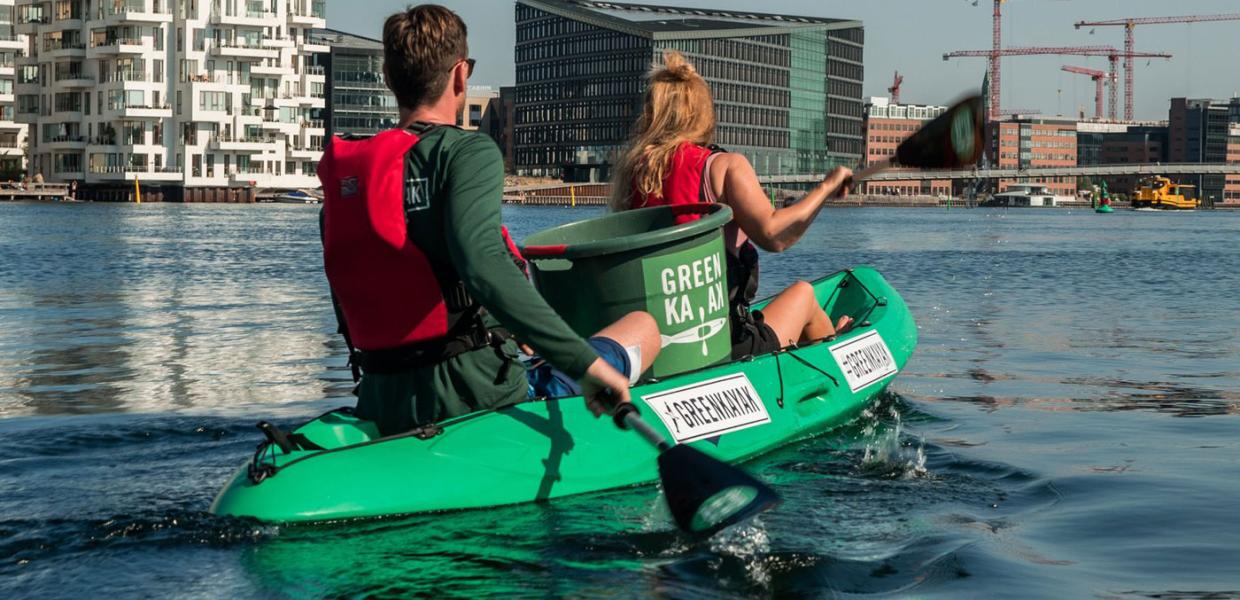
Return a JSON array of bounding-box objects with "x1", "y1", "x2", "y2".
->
[{"x1": 331, "y1": 0, "x2": 1240, "y2": 121}]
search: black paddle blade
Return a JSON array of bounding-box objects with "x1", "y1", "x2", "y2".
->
[
  {"x1": 895, "y1": 94, "x2": 985, "y2": 170},
  {"x1": 657, "y1": 444, "x2": 781, "y2": 536}
]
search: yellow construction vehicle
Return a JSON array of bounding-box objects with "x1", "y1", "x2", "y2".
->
[{"x1": 1132, "y1": 176, "x2": 1199, "y2": 210}]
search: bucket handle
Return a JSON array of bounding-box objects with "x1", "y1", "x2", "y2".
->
[{"x1": 521, "y1": 243, "x2": 569, "y2": 257}]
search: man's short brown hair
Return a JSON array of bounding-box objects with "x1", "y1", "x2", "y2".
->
[{"x1": 383, "y1": 4, "x2": 469, "y2": 109}]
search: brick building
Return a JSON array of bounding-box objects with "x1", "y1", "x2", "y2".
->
[
  {"x1": 861, "y1": 97, "x2": 949, "y2": 196},
  {"x1": 996, "y1": 116, "x2": 1078, "y2": 196}
]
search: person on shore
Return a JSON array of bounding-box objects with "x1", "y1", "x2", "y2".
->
[
  {"x1": 317, "y1": 4, "x2": 658, "y2": 436},
  {"x1": 610, "y1": 51, "x2": 854, "y2": 359},
  {"x1": 32, "y1": 171, "x2": 43, "y2": 185}
]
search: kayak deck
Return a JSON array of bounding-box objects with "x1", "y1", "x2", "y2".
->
[{"x1": 210, "y1": 266, "x2": 917, "y2": 523}]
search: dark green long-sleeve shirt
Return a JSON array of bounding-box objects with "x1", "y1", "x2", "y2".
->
[{"x1": 348, "y1": 126, "x2": 597, "y2": 434}]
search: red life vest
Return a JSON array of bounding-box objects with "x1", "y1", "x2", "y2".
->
[
  {"x1": 319, "y1": 129, "x2": 448, "y2": 351},
  {"x1": 629, "y1": 142, "x2": 715, "y2": 224},
  {"x1": 319, "y1": 129, "x2": 527, "y2": 354}
]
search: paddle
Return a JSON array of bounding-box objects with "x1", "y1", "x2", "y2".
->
[
  {"x1": 603, "y1": 394, "x2": 780, "y2": 536},
  {"x1": 846, "y1": 93, "x2": 986, "y2": 189}
]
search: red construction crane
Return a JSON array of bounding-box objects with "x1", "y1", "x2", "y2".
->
[
  {"x1": 888, "y1": 71, "x2": 904, "y2": 104},
  {"x1": 1075, "y1": 14, "x2": 1240, "y2": 120},
  {"x1": 1061, "y1": 65, "x2": 1111, "y2": 120},
  {"x1": 944, "y1": 46, "x2": 1171, "y2": 120}
]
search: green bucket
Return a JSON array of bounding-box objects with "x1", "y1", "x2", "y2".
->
[{"x1": 522, "y1": 204, "x2": 734, "y2": 378}]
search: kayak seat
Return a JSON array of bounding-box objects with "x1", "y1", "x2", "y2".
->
[{"x1": 292, "y1": 409, "x2": 381, "y2": 450}]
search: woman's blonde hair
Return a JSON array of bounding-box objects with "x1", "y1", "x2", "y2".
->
[{"x1": 609, "y1": 50, "x2": 716, "y2": 212}]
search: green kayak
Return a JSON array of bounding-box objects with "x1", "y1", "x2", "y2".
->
[{"x1": 210, "y1": 266, "x2": 917, "y2": 523}]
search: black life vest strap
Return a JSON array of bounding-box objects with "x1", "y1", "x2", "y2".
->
[{"x1": 351, "y1": 327, "x2": 511, "y2": 374}]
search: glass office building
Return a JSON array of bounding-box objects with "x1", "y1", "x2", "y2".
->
[
  {"x1": 311, "y1": 29, "x2": 400, "y2": 140},
  {"x1": 514, "y1": 0, "x2": 864, "y2": 180}
]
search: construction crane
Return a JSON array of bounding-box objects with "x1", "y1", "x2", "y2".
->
[
  {"x1": 888, "y1": 71, "x2": 903, "y2": 105},
  {"x1": 944, "y1": 46, "x2": 1171, "y2": 120},
  {"x1": 1061, "y1": 65, "x2": 1111, "y2": 120},
  {"x1": 1074, "y1": 14, "x2": 1240, "y2": 121}
]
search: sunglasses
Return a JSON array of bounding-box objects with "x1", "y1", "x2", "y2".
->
[{"x1": 454, "y1": 58, "x2": 476, "y2": 77}]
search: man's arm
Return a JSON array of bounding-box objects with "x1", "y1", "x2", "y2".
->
[{"x1": 440, "y1": 135, "x2": 598, "y2": 380}]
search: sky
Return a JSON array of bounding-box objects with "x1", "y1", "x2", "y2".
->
[{"x1": 328, "y1": 0, "x2": 1240, "y2": 121}]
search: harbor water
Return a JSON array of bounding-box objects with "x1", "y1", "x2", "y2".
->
[{"x1": 1, "y1": 202, "x2": 1237, "y2": 598}]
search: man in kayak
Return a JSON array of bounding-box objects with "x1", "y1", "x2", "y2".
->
[
  {"x1": 318, "y1": 5, "x2": 659, "y2": 436},
  {"x1": 610, "y1": 51, "x2": 854, "y2": 359}
]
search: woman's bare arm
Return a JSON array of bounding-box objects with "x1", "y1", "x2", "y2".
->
[{"x1": 710, "y1": 154, "x2": 851, "y2": 253}]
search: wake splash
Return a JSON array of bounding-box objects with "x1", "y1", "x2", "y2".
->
[{"x1": 857, "y1": 396, "x2": 928, "y2": 480}]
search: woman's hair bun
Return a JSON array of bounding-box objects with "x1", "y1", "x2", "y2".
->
[{"x1": 655, "y1": 50, "x2": 696, "y2": 81}]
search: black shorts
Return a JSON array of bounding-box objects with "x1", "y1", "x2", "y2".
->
[{"x1": 731, "y1": 309, "x2": 781, "y2": 360}]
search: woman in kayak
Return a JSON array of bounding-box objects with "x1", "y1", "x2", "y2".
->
[{"x1": 610, "y1": 51, "x2": 854, "y2": 359}]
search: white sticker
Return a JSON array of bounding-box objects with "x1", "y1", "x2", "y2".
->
[
  {"x1": 641, "y1": 373, "x2": 770, "y2": 444},
  {"x1": 829, "y1": 330, "x2": 899, "y2": 393}
]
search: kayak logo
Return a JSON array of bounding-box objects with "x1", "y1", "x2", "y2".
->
[
  {"x1": 642, "y1": 373, "x2": 770, "y2": 444},
  {"x1": 641, "y1": 245, "x2": 731, "y2": 374},
  {"x1": 829, "y1": 330, "x2": 898, "y2": 393},
  {"x1": 340, "y1": 176, "x2": 359, "y2": 198},
  {"x1": 404, "y1": 177, "x2": 430, "y2": 212},
  {"x1": 660, "y1": 311, "x2": 728, "y2": 356}
]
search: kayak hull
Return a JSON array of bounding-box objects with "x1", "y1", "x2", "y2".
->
[{"x1": 210, "y1": 266, "x2": 917, "y2": 523}]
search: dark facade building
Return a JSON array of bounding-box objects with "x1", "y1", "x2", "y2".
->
[
  {"x1": 514, "y1": 0, "x2": 864, "y2": 181},
  {"x1": 1168, "y1": 97, "x2": 1240, "y2": 204},
  {"x1": 1076, "y1": 122, "x2": 1168, "y2": 195},
  {"x1": 312, "y1": 29, "x2": 400, "y2": 140}
]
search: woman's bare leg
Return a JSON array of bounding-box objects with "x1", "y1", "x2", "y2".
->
[
  {"x1": 758, "y1": 280, "x2": 848, "y2": 346},
  {"x1": 593, "y1": 311, "x2": 661, "y2": 373}
]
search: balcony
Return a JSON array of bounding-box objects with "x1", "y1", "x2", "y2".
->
[
  {"x1": 210, "y1": 9, "x2": 277, "y2": 27},
  {"x1": 95, "y1": 2, "x2": 174, "y2": 24},
  {"x1": 44, "y1": 135, "x2": 88, "y2": 150},
  {"x1": 209, "y1": 41, "x2": 277, "y2": 59},
  {"x1": 53, "y1": 72, "x2": 95, "y2": 88},
  {"x1": 261, "y1": 37, "x2": 294, "y2": 49},
  {"x1": 299, "y1": 40, "x2": 329, "y2": 54},
  {"x1": 101, "y1": 70, "x2": 150, "y2": 85},
  {"x1": 88, "y1": 38, "x2": 145, "y2": 57},
  {"x1": 251, "y1": 63, "x2": 293, "y2": 76},
  {"x1": 288, "y1": 1, "x2": 327, "y2": 27},
  {"x1": 107, "y1": 103, "x2": 172, "y2": 119},
  {"x1": 288, "y1": 145, "x2": 321, "y2": 160},
  {"x1": 209, "y1": 135, "x2": 279, "y2": 152},
  {"x1": 0, "y1": 35, "x2": 25, "y2": 51},
  {"x1": 42, "y1": 41, "x2": 87, "y2": 59},
  {"x1": 88, "y1": 164, "x2": 183, "y2": 182},
  {"x1": 15, "y1": 18, "x2": 49, "y2": 36}
]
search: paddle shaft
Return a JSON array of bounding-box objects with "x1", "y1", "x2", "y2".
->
[{"x1": 621, "y1": 410, "x2": 673, "y2": 452}]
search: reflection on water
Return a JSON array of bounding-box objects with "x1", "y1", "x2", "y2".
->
[
  {"x1": 0, "y1": 203, "x2": 344, "y2": 416},
  {"x1": 1, "y1": 203, "x2": 1239, "y2": 597}
]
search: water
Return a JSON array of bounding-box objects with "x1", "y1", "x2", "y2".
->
[{"x1": 1, "y1": 202, "x2": 1237, "y2": 598}]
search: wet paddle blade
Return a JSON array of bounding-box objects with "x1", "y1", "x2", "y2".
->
[
  {"x1": 656, "y1": 444, "x2": 781, "y2": 536},
  {"x1": 895, "y1": 94, "x2": 986, "y2": 170}
]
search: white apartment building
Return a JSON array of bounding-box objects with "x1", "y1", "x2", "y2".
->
[
  {"x1": 0, "y1": 1, "x2": 27, "y2": 178},
  {"x1": 14, "y1": 0, "x2": 326, "y2": 191}
]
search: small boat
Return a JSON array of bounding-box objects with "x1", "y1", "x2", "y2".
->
[
  {"x1": 270, "y1": 189, "x2": 322, "y2": 204},
  {"x1": 210, "y1": 266, "x2": 917, "y2": 523},
  {"x1": 1095, "y1": 204, "x2": 1114, "y2": 213}
]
